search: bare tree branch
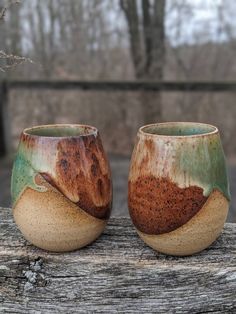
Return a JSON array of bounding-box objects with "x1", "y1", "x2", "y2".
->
[
  {"x1": 0, "y1": 0, "x2": 20, "y2": 20},
  {"x1": 0, "y1": 50, "x2": 33, "y2": 72},
  {"x1": 0, "y1": 1, "x2": 31, "y2": 73},
  {"x1": 0, "y1": 6, "x2": 6, "y2": 20}
]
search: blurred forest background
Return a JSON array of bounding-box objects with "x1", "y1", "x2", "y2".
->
[
  {"x1": 0, "y1": 0, "x2": 236, "y2": 156},
  {"x1": 1, "y1": 0, "x2": 236, "y2": 220}
]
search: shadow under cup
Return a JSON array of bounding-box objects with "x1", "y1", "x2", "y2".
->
[
  {"x1": 11, "y1": 124, "x2": 112, "y2": 252},
  {"x1": 128, "y1": 122, "x2": 230, "y2": 256}
]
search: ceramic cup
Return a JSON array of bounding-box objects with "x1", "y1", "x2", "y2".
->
[
  {"x1": 11, "y1": 124, "x2": 112, "y2": 252},
  {"x1": 128, "y1": 122, "x2": 230, "y2": 256}
]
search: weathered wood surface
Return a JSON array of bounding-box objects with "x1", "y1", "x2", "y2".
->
[{"x1": 0, "y1": 207, "x2": 235, "y2": 313}]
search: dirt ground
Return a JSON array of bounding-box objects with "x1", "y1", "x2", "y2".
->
[{"x1": 1, "y1": 155, "x2": 235, "y2": 222}]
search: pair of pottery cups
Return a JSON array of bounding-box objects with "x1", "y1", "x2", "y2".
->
[{"x1": 11, "y1": 122, "x2": 230, "y2": 256}]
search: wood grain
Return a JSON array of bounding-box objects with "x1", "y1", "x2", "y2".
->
[{"x1": 0, "y1": 207, "x2": 235, "y2": 313}]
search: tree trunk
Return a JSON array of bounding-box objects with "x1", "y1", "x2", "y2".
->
[
  {"x1": 143, "y1": 0, "x2": 165, "y2": 124},
  {"x1": 0, "y1": 0, "x2": 7, "y2": 78},
  {"x1": 120, "y1": 0, "x2": 144, "y2": 78},
  {"x1": 150, "y1": 0, "x2": 165, "y2": 80},
  {"x1": 8, "y1": 2, "x2": 21, "y2": 56},
  {"x1": 142, "y1": 0, "x2": 152, "y2": 76},
  {"x1": 120, "y1": 0, "x2": 166, "y2": 124}
]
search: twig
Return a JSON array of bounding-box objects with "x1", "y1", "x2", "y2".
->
[
  {"x1": 0, "y1": 7, "x2": 7, "y2": 20},
  {"x1": 0, "y1": 1, "x2": 20, "y2": 20},
  {"x1": 0, "y1": 50, "x2": 34, "y2": 72}
]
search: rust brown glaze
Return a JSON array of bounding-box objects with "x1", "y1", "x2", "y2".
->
[
  {"x1": 138, "y1": 189, "x2": 229, "y2": 256},
  {"x1": 55, "y1": 135, "x2": 112, "y2": 219},
  {"x1": 128, "y1": 175, "x2": 207, "y2": 234},
  {"x1": 20, "y1": 132, "x2": 36, "y2": 148},
  {"x1": 144, "y1": 138, "x2": 156, "y2": 153}
]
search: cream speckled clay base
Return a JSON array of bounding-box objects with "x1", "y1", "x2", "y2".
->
[
  {"x1": 13, "y1": 183, "x2": 107, "y2": 252},
  {"x1": 137, "y1": 190, "x2": 229, "y2": 256}
]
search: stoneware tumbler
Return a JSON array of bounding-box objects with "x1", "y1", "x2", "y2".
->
[
  {"x1": 128, "y1": 122, "x2": 230, "y2": 256},
  {"x1": 11, "y1": 124, "x2": 112, "y2": 252}
]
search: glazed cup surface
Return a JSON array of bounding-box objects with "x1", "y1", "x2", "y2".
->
[
  {"x1": 128, "y1": 122, "x2": 230, "y2": 256},
  {"x1": 11, "y1": 124, "x2": 112, "y2": 252}
]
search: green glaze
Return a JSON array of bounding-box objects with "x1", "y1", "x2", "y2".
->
[
  {"x1": 11, "y1": 124, "x2": 100, "y2": 207},
  {"x1": 11, "y1": 151, "x2": 47, "y2": 206},
  {"x1": 11, "y1": 128, "x2": 60, "y2": 206},
  {"x1": 175, "y1": 135, "x2": 230, "y2": 200},
  {"x1": 143, "y1": 123, "x2": 216, "y2": 136},
  {"x1": 139, "y1": 122, "x2": 230, "y2": 201},
  {"x1": 26, "y1": 125, "x2": 97, "y2": 137}
]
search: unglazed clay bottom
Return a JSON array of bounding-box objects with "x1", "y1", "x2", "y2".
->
[
  {"x1": 13, "y1": 175, "x2": 107, "y2": 252},
  {"x1": 137, "y1": 190, "x2": 229, "y2": 256}
]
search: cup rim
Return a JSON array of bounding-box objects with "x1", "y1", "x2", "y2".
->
[
  {"x1": 23, "y1": 124, "x2": 98, "y2": 138},
  {"x1": 139, "y1": 122, "x2": 218, "y2": 138}
]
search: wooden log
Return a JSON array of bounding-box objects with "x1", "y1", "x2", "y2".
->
[
  {"x1": 8, "y1": 80, "x2": 236, "y2": 92},
  {"x1": 0, "y1": 207, "x2": 235, "y2": 313}
]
